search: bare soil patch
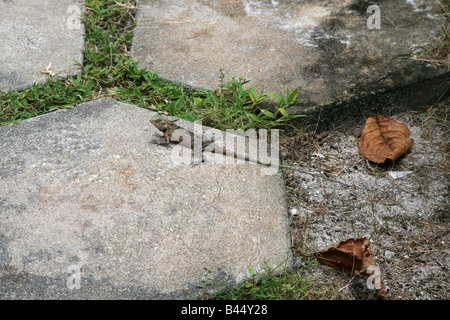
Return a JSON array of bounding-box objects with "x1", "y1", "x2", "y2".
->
[{"x1": 283, "y1": 98, "x2": 449, "y2": 300}]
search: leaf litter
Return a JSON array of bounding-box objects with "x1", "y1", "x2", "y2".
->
[{"x1": 283, "y1": 99, "x2": 449, "y2": 299}]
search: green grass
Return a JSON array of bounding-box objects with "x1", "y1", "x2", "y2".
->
[
  {"x1": 0, "y1": 0, "x2": 304, "y2": 129},
  {"x1": 197, "y1": 260, "x2": 340, "y2": 300}
]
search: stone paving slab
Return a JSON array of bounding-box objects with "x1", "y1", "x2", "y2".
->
[
  {"x1": 0, "y1": 0, "x2": 85, "y2": 92},
  {"x1": 130, "y1": 0, "x2": 448, "y2": 109},
  {"x1": 0, "y1": 99, "x2": 290, "y2": 299}
]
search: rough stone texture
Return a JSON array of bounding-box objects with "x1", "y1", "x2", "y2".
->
[
  {"x1": 0, "y1": 0, "x2": 85, "y2": 92},
  {"x1": 130, "y1": 0, "x2": 448, "y2": 110},
  {"x1": 0, "y1": 99, "x2": 290, "y2": 299}
]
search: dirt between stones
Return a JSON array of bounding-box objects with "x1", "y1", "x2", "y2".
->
[{"x1": 283, "y1": 98, "x2": 449, "y2": 300}]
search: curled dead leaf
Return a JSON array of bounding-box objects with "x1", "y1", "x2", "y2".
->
[
  {"x1": 41, "y1": 62, "x2": 57, "y2": 77},
  {"x1": 316, "y1": 237, "x2": 387, "y2": 300},
  {"x1": 359, "y1": 115, "x2": 414, "y2": 163}
]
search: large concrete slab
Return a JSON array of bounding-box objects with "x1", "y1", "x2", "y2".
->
[
  {"x1": 131, "y1": 0, "x2": 448, "y2": 109},
  {"x1": 0, "y1": 99, "x2": 290, "y2": 299},
  {"x1": 0, "y1": 0, "x2": 85, "y2": 92}
]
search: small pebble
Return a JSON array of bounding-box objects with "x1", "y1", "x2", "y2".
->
[{"x1": 384, "y1": 250, "x2": 395, "y2": 260}]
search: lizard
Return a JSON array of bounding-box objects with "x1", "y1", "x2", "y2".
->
[
  {"x1": 149, "y1": 114, "x2": 278, "y2": 167},
  {"x1": 149, "y1": 114, "x2": 180, "y2": 145}
]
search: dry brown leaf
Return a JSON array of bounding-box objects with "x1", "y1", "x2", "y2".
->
[
  {"x1": 359, "y1": 115, "x2": 414, "y2": 163},
  {"x1": 316, "y1": 237, "x2": 387, "y2": 300},
  {"x1": 41, "y1": 62, "x2": 57, "y2": 77}
]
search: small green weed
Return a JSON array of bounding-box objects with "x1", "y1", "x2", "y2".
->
[
  {"x1": 195, "y1": 71, "x2": 305, "y2": 130},
  {"x1": 202, "y1": 260, "x2": 338, "y2": 300}
]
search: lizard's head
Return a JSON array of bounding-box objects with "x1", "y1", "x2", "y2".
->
[
  {"x1": 150, "y1": 114, "x2": 177, "y2": 141},
  {"x1": 149, "y1": 114, "x2": 163, "y2": 124},
  {"x1": 149, "y1": 114, "x2": 168, "y2": 130}
]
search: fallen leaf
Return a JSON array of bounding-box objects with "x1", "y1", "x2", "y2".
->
[
  {"x1": 413, "y1": 246, "x2": 426, "y2": 252},
  {"x1": 212, "y1": 87, "x2": 221, "y2": 97},
  {"x1": 359, "y1": 115, "x2": 414, "y2": 163},
  {"x1": 316, "y1": 237, "x2": 387, "y2": 300},
  {"x1": 41, "y1": 62, "x2": 57, "y2": 77}
]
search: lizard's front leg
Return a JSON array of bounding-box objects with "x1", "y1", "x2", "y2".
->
[{"x1": 151, "y1": 133, "x2": 171, "y2": 145}]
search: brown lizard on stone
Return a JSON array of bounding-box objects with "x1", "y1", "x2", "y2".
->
[
  {"x1": 149, "y1": 114, "x2": 279, "y2": 168},
  {"x1": 149, "y1": 114, "x2": 180, "y2": 144}
]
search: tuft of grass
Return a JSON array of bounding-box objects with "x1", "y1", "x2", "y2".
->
[
  {"x1": 198, "y1": 260, "x2": 341, "y2": 300},
  {"x1": 194, "y1": 71, "x2": 304, "y2": 130},
  {"x1": 0, "y1": 77, "x2": 97, "y2": 126}
]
